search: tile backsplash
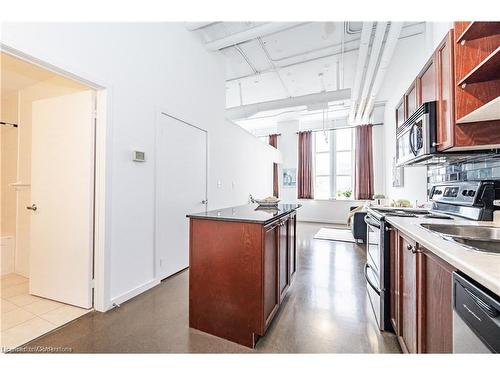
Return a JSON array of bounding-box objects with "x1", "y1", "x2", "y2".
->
[{"x1": 427, "y1": 153, "x2": 500, "y2": 189}]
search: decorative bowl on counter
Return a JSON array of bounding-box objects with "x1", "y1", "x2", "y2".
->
[{"x1": 255, "y1": 197, "x2": 280, "y2": 207}]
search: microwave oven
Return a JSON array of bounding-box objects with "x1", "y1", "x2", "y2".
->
[{"x1": 396, "y1": 101, "x2": 438, "y2": 166}]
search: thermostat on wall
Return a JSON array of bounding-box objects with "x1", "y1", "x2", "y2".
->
[{"x1": 132, "y1": 150, "x2": 146, "y2": 162}]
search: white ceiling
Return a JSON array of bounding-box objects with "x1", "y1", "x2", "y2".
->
[
  {"x1": 1, "y1": 53, "x2": 56, "y2": 97},
  {"x1": 1, "y1": 53, "x2": 90, "y2": 101},
  {"x1": 191, "y1": 21, "x2": 426, "y2": 132},
  {"x1": 195, "y1": 22, "x2": 363, "y2": 107}
]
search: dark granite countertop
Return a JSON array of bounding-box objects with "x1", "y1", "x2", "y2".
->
[{"x1": 187, "y1": 203, "x2": 301, "y2": 225}]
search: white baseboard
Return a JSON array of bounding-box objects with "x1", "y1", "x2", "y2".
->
[
  {"x1": 298, "y1": 218, "x2": 347, "y2": 225},
  {"x1": 110, "y1": 278, "x2": 160, "y2": 309}
]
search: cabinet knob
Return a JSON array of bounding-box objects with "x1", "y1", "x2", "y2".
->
[{"x1": 407, "y1": 244, "x2": 413, "y2": 251}]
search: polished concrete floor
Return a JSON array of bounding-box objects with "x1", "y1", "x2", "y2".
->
[{"x1": 20, "y1": 222, "x2": 401, "y2": 353}]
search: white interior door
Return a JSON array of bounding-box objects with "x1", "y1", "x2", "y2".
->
[
  {"x1": 156, "y1": 114, "x2": 207, "y2": 280},
  {"x1": 30, "y1": 90, "x2": 95, "y2": 308}
]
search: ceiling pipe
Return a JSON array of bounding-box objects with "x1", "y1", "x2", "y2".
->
[
  {"x1": 361, "y1": 22, "x2": 403, "y2": 123},
  {"x1": 205, "y1": 22, "x2": 303, "y2": 51},
  {"x1": 354, "y1": 21, "x2": 388, "y2": 123},
  {"x1": 185, "y1": 22, "x2": 218, "y2": 31},
  {"x1": 348, "y1": 21, "x2": 374, "y2": 123},
  {"x1": 225, "y1": 88, "x2": 351, "y2": 120},
  {"x1": 345, "y1": 21, "x2": 364, "y2": 35}
]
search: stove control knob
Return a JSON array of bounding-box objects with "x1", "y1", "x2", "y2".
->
[
  {"x1": 462, "y1": 190, "x2": 468, "y2": 196},
  {"x1": 468, "y1": 190, "x2": 476, "y2": 197}
]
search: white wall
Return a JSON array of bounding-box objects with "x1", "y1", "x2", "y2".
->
[
  {"x1": 207, "y1": 120, "x2": 278, "y2": 209},
  {"x1": 1, "y1": 23, "x2": 278, "y2": 310},
  {"x1": 378, "y1": 23, "x2": 452, "y2": 206},
  {"x1": 0, "y1": 94, "x2": 18, "y2": 238}
]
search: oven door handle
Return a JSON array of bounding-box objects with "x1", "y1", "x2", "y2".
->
[
  {"x1": 364, "y1": 215, "x2": 380, "y2": 229},
  {"x1": 364, "y1": 263, "x2": 381, "y2": 296}
]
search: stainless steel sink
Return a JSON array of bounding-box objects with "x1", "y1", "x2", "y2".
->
[
  {"x1": 420, "y1": 223, "x2": 500, "y2": 254},
  {"x1": 420, "y1": 223, "x2": 500, "y2": 240}
]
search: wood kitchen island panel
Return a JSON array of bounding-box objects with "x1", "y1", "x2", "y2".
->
[
  {"x1": 189, "y1": 219, "x2": 263, "y2": 347},
  {"x1": 188, "y1": 204, "x2": 301, "y2": 348}
]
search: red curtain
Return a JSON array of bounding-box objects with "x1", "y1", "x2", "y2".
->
[
  {"x1": 297, "y1": 131, "x2": 314, "y2": 199},
  {"x1": 269, "y1": 134, "x2": 279, "y2": 198},
  {"x1": 354, "y1": 124, "x2": 374, "y2": 200}
]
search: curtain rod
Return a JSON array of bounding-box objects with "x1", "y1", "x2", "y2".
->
[
  {"x1": 1, "y1": 121, "x2": 18, "y2": 128},
  {"x1": 296, "y1": 122, "x2": 383, "y2": 134},
  {"x1": 257, "y1": 133, "x2": 282, "y2": 138}
]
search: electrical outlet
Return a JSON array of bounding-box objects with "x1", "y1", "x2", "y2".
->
[{"x1": 217, "y1": 180, "x2": 222, "y2": 188}]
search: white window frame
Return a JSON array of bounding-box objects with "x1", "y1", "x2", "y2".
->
[
  {"x1": 313, "y1": 131, "x2": 331, "y2": 200},
  {"x1": 313, "y1": 128, "x2": 355, "y2": 200}
]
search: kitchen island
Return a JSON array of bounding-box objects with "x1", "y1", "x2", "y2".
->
[{"x1": 187, "y1": 203, "x2": 301, "y2": 348}]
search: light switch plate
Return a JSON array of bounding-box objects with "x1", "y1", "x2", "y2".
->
[{"x1": 132, "y1": 150, "x2": 146, "y2": 162}]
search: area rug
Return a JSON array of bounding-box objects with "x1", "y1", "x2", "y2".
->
[{"x1": 314, "y1": 227, "x2": 367, "y2": 243}]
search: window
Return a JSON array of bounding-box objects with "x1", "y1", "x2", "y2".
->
[{"x1": 313, "y1": 128, "x2": 354, "y2": 199}]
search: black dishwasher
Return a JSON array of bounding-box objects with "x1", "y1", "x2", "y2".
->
[{"x1": 453, "y1": 272, "x2": 500, "y2": 353}]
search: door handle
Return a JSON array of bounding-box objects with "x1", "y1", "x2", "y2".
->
[
  {"x1": 201, "y1": 200, "x2": 208, "y2": 204},
  {"x1": 26, "y1": 204, "x2": 37, "y2": 211}
]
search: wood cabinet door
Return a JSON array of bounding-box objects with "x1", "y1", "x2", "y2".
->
[
  {"x1": 436, "y1": 30, "x2": 455, "y2": 151},
  {"x1": 278, "y1": 217, "x2": 290, "y2": 302},
  {"x1": 418, "y1": 58, "x2": 437, "y2": 105},
  {"x1": 396, "y1": 99, "x2": 405, "y2": 128},
  {"x1": 288, "y1": 213, "x2": 297, "y2": 280},
  {"x1": 389, "y1": 229, "x2": 399, "y2": 334},
  {"x1": 419, "y1": 248, "x2": 455, "y2": 353},
  {"x1": 405, "y1": 82, "x2": 418, "y2": 119},
  {"x1": 398, "y1": 233, "x2": 419, "y2": 354},
  {"x1": 263, "y1": 222, "x2": 279, "y2": 329}
]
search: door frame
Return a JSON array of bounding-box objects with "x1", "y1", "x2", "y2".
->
[
  {"x1": 1, "y1": 44, "x2": 112, "y2": 312},
  {"x1": 154, "y1": 110, "x2": 208, "y2": 280}
]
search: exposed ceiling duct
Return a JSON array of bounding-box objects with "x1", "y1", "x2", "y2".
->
[
  {"x1": 354, "y1": 21, "x2": 387, "y2": 123},
  {"x1": 361, "y1": 23, "x2": 403, "y2": 123},
  {"x1": 225, "y1": 88, "x2": 351, "y2": 120},
  {"x1": 205, "y1": 22, "x2": 303, "y2": 51},
  {"x1": 348, "y1": 21, "x2": 374, "y2": 123}
]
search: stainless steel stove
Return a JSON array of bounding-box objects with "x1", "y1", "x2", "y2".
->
[{"x1": 364, "y1": 180, "x2": 500, "y2": 331}]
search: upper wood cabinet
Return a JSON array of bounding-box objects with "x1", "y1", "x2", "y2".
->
[
  {"x1": 395, "y1": 24, "x2": 500, "y2": 152},
  {"x1": 418, "y1": 58, "x2": 437, "y2": 104},
  {"x1": 405, "y1": 82, "x2": 418, "y2": 119},
  {"x1": 436, "y1": 30, "x2": 455, "y2": 151},
  {"x1": 453, "y1": 21, "x2": 500, "y2": 148},
  {"x1": 395, "y1": 99, "x2": 405, "y2": 128}
]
